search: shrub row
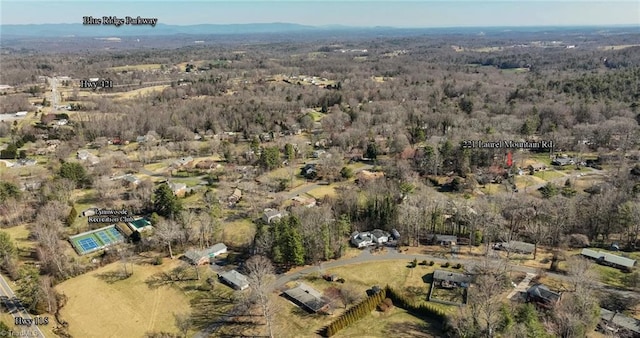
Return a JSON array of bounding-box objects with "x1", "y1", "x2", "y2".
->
[{"x1": 324, "y1": 289, "x2": 387, "y2": 337}]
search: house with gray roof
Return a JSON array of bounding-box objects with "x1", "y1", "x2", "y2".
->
[
  {"x1": 263, "y1": 208, "x2": 283, "y2": 224},
  {"x1": 581, "y1": 248, "x2": 636, "y2": 271},
  {"x1": 433, "y1": 270, "x2": 472, "y2": 288},
  {"x1": 219, "y1": 269, "x2": 249, "y2": 290},
  {"x1": 283, "y1": 282, "x2": 328, "y2": 313},
  {"x1": 600, "y1": 308, "x2": 640, "y2": 336},
  {"x1": 494, "y1": 241, "x2": 535, "y2": 254},
  {"x1": 433, "y1": 234, "x2": 458, "y2": 246},
  {"x1": 184, "y1": 243, "x2": 228, "y2": 265}
]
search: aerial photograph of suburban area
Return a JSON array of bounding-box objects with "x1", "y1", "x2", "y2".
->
[{"x1": 0, "y1": 0, "x2": 639, "y2": 337}]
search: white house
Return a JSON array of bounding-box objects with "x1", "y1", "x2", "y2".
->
[
  {"x1": 15, "y1": 111, "x2": 28, "y2": 117},
  {"x1": 263, "y1": 209, "x2": 283, "y2": 224}
]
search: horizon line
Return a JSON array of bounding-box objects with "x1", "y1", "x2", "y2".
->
[{"x1": 2, "y1": 22, "x2": 639, "y2": 28}]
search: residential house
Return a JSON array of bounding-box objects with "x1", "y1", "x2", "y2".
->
[
  {"x1": 351, "y1": 231, "x2": 374, "y2": 248},
  {"x1": 371, "y1": 229, "x2": 390, "y2": 244},
  {"x1": 312, "y1": 150, "x2": 326, "y2": 158},
  {"x1": 184, "y1": 243, "x2": 228, "y2": 265},
  {"x1": 263, "y1": 209, "x2": 283, "y2": 224},
  {"x1": 581, "y1": 248, "x2": 637, "y2": 271},
  {"x1": 16, "y1": 159, "x2": 37, "y2": 166},
  {"x1": 81, "y1": 208, "x2": 97, "y2": 217},
  {"x1": 433, "y1": 270, "x2": 472, "y2": 289},
  {"x1": 168, "y1": 182, "x2": 187, "y2": 197},
  {"x1": 77, "y1": 150, "x2": 99, "y2": 165},
  {"x1": 291, "y1": 195, "x2": 316, "y2": 208},
  {"x1": 173, "y1": 156, "x2": 194, "y2": 168},
  {"x1": 136, "y1": 135, "x2": 147, "y2": 143},
  {"x1": 301, "y1": 163, "x2": 317, "y2": 179},
  {"x1": 600, "y1": 308, "x2": 640, "y2": 336},
  {"x1": 494, "y1": 241, "x2": 535, "y2": 254},
  {"x1": 527, "y1": 163, "x2": 547, "y2": 172},
  {"x1": 228, "y1": 188, "x2": 242, "y2": 204},
  {"x1": 350, "y1": 229, "x2": 390, "y2": 248},
  {"x1": 433, "y1": 234, "x2": 458, "y2": 246},
  {"x1": 219, "y1": 270, "x2": 249, "y2": 290},
  {"x1": 552, "y1": 157, "x2": 575, "y2": 166},
  {"x1": 283, "y1": 282, "x2": 329, "y2": 313},
  {"x1": 526, "y1": 284, "x2": 561, "y2": 308},
  {"x1": 123, "y1": 174, "x2": 140, "y2": 186}
]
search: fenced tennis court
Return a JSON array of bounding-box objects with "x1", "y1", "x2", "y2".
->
[{"x1": 69, "y1": 224, "x2": 125, "y2": 255}]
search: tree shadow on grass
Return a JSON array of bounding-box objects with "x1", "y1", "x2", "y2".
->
[
  {"x1": 95, "y1": 271, "x2": 132, "y2": 284},
  {"x1": 189, "y1": 293, "x2": 252, "y2": 332},
  {"x1": 145, "y1": 265, "x2": 198, "y2": 289}
]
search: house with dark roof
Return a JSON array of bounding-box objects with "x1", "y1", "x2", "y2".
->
[
  {"x1": 552, "y1": 157, "x2": 575, "y2": 166},
  {"x1": 432, "y1": 234, "x2": 458, "y2": 246},
  {"x1": 526, "y1": 284, "x2": 561, "y2": 308},
  {"x1": 433, "y1": 270, "x2": 472, "y2": 289},
  {"x1": 283, "y1": 282, "x2": 328, "y2": 313},
  {"x1": 493, "y1": 241, "x2": 535, "y2": 254},
  {"x1": 184, "y1": 243, "x2": 228, "y2": 265},
  {"x1": 219, "y1": 269, "x2": 249, "y2": 290},
  {"x1": 581, "y1": 248, "x2": 637, "y2": 271}
]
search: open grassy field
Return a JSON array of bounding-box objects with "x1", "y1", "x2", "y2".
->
[
  {"x1": 308, "y1": 110, "x2": 325, "y2": 122},
  {"x1": 307, "y1": 185, "x2": 337, "y2": 199},
  {"x1": 514, "y1": 175, "x2": 546, "y2": 190},
  {"x1": 108, "y1": 64, "x2": 163, "y2": 72},
  {"x1": 220, "y1": 218, "x2": 256, "y2": 247},
  {"x1": 334, "y1": 307, "x2": 439, "y2": 338},
  {"x1": 532, "y1": 170, "x2": 566, "y2": 181},
  {"x1": 598, "y1": 44, "x2": 640, "y2": 51},
  {"x1": 1, "y1": 225, "x2": 35, "y2": 251},
  {"x1": 479, "y1": 183, "x2": 503, "y2": 195},
  {"x1": 501, "y1": 68, "x2": 530, "y2": 74},
  {"x1": 55, "y1": 260, "x2": 192, "y2": 338},
  {"x1": 113, "y1": 85, "x2": 169, "y2": 100},
  {"x1": 276, "y1": 260, "x2": 452, "y2": 337}
]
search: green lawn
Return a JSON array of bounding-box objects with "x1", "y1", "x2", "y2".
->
[
  {"x1": 533, "y1": 170, "x2": 566, "y2": 181},
  {"x1": 309, "y1": 110, "x2": 325, "y2": 122},
  {"x1": 594, "y1": 265, "x2": 629, "y2": 288}
]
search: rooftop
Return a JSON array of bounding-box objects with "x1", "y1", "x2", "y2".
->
[
  {"x1": 283, "y1": 282, "x2": 327, "y2": 312},
  {"x1": 433, "y1": 270, "x2": 472, "y2": 284},
  {"x1": 581, "y1": 248, "x2": 636, "y2": 268}
]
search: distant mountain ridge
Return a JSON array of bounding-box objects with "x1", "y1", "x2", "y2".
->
[{"x1": 1, "y1": 22, "x2": 637, "y2": 38}]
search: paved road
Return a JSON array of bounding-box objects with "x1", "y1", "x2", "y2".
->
[
  {"x1": 270, "y1": 246, "x2": 634, "y2": 298},
  {"x1": 0, "y1": 274, "x2": 46, "y2": 338}
]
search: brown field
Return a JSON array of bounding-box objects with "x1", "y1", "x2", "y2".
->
[
  {"x1": 307, "y1": 185, "x2": 337, "y2": 199},
  {"x1": 598, "y1": 44, "x2": 640, "y2": 51},
  {"x1": 108, "y1": 64, "x2": 163, "y2": 72},
  {"x1": 334, "y1": 307, "x2": 438, "y2": 338},
  {"x1": 55, "y1": 260, "x2": 192, "y2": 338},
  {"x1": 220, "y1": 218, "x2": 256, "y2": 247},
  {"x1": 275, "y1": 261, "x2": 451, "y2": 337}
]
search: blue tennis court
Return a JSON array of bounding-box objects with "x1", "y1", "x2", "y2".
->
[
  {"x1": 96, "y1": 231, "x2": 111, "y2": 245},
  {"x1": 69, "y1": 224, "x2": 126, "y2": 255},
  {"x1": 108, "y1": 227, "x2": 123, "y2": 239},
  {"x1": 78, "y1": 238, "x2": 99, "y2": 252}
]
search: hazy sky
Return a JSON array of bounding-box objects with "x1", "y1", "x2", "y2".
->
[{"x1": 1, "y1": 1, "x2": 639, "y2": 27}]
